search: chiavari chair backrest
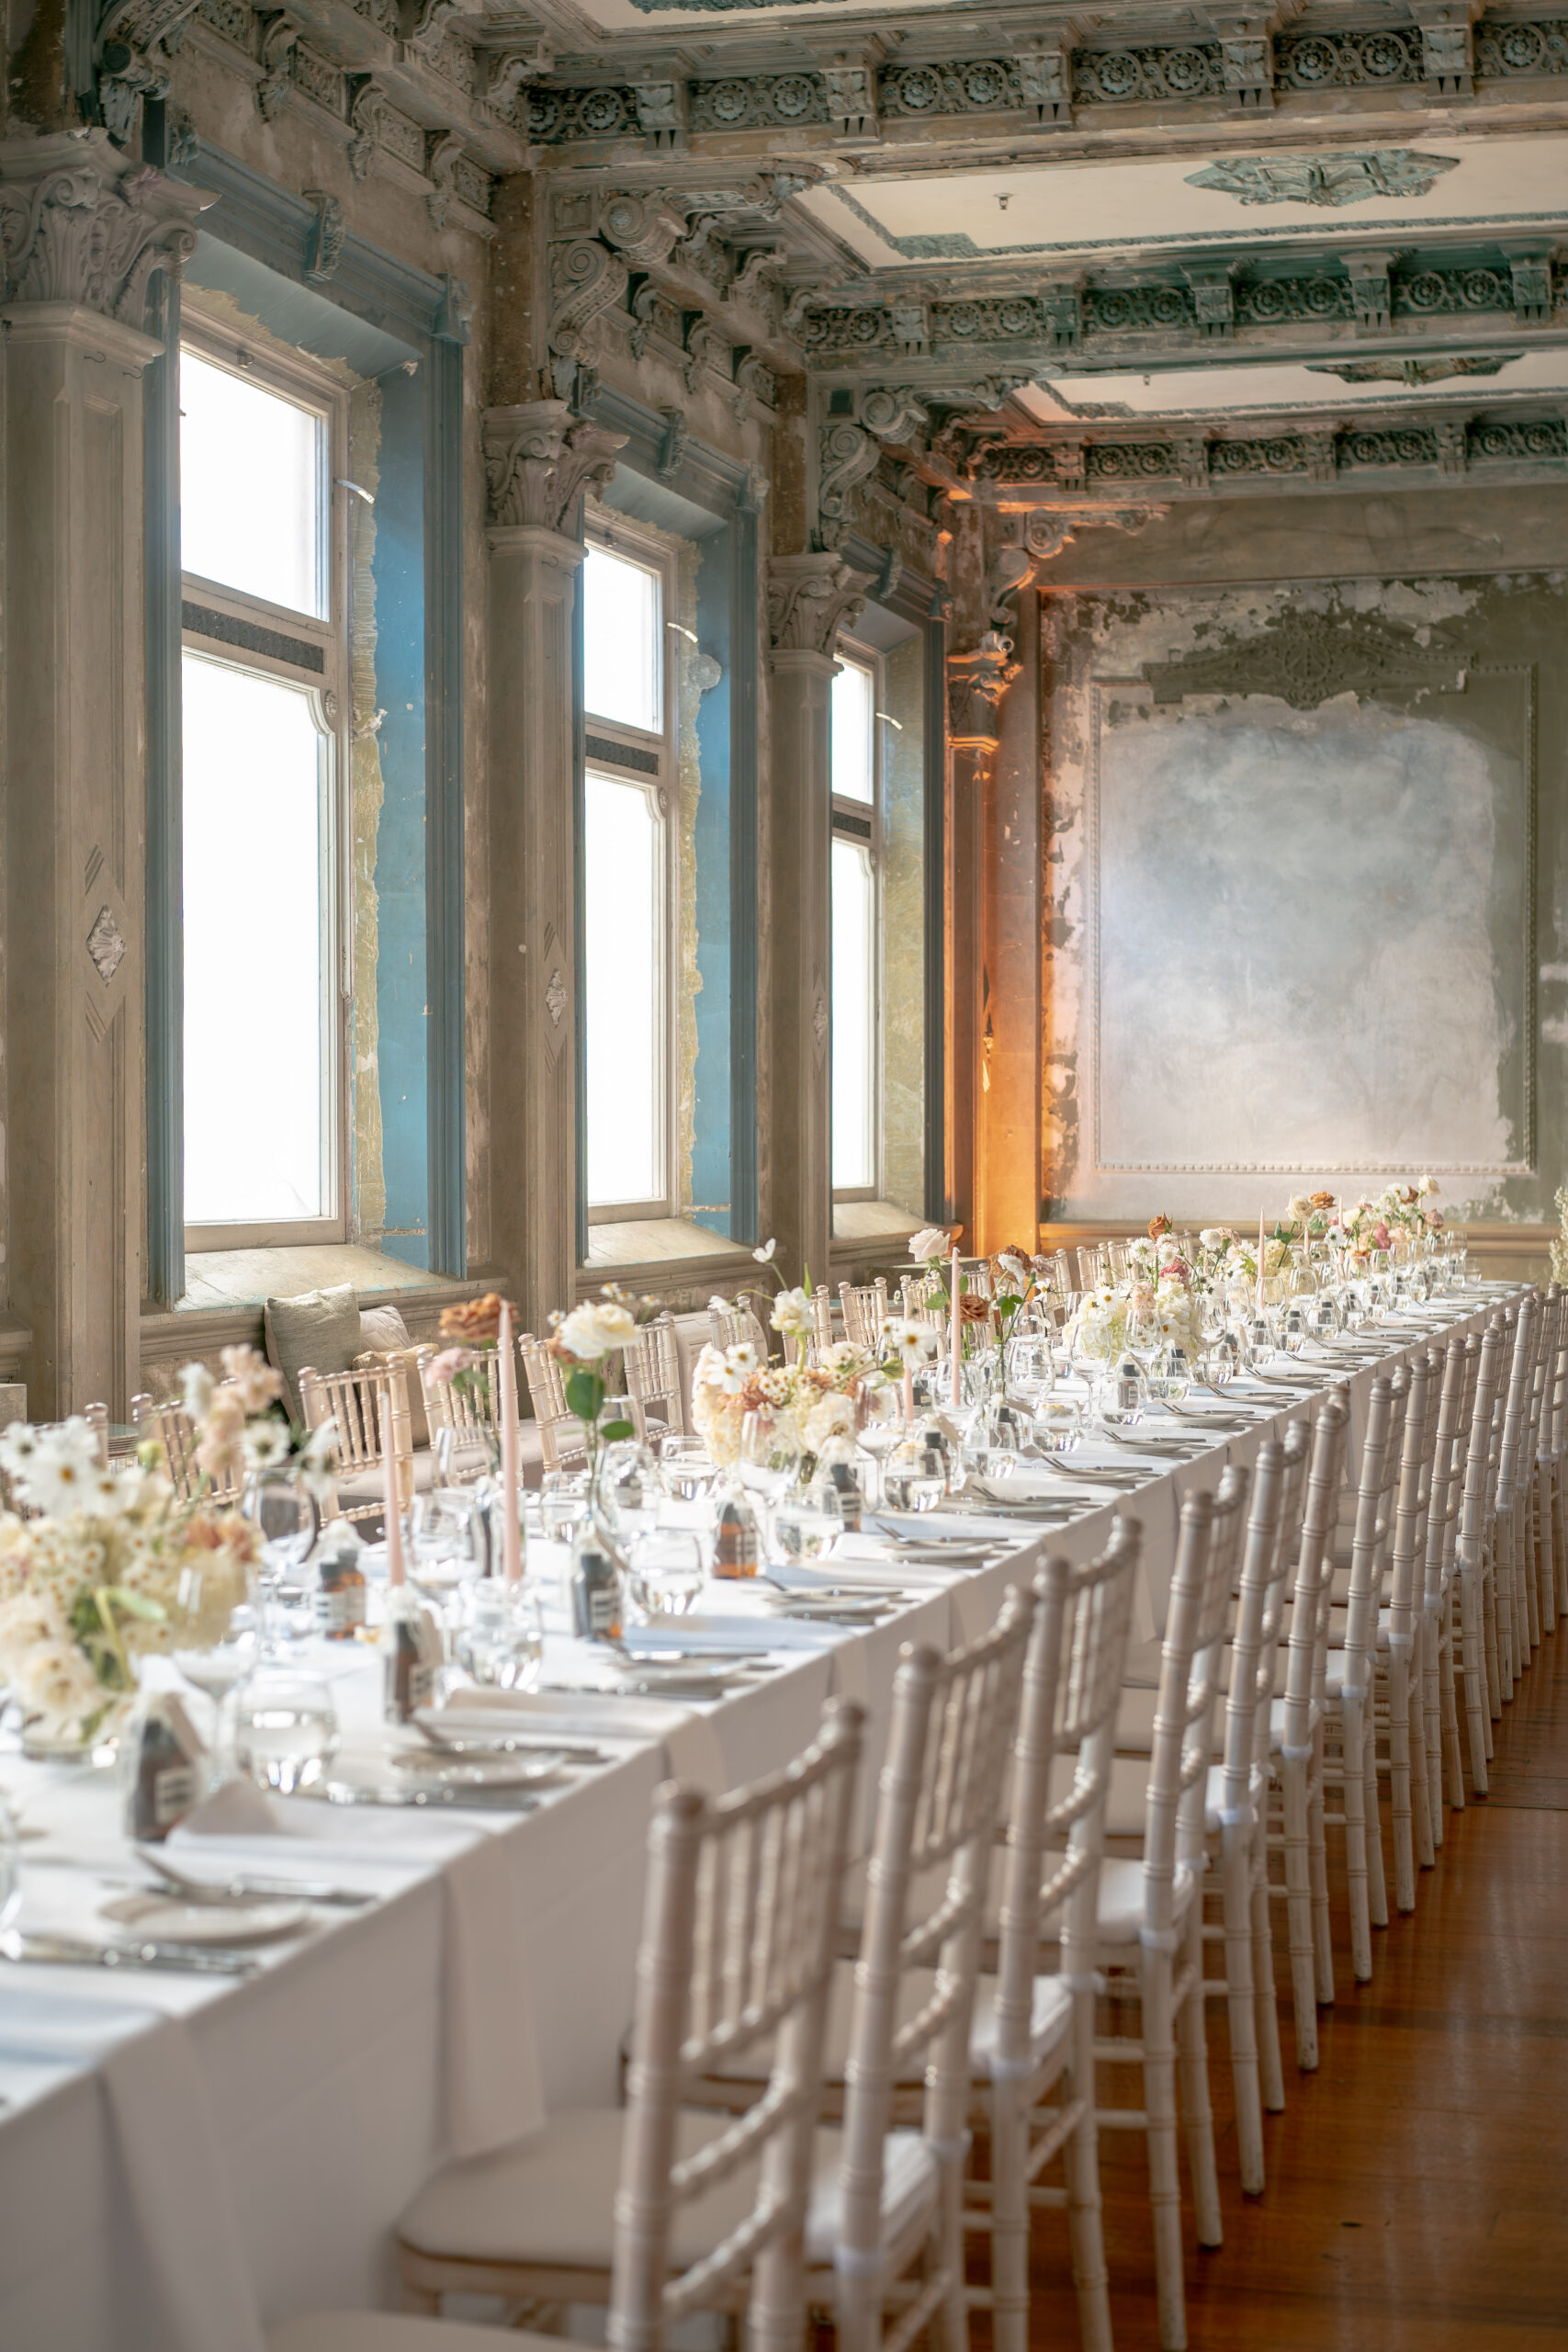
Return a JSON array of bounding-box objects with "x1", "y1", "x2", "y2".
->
[
  {"x1": 1547, "y1": 1287, "x2": 1568, "y2": 1469},
  {"x1": 1529, "y1": 1288, "x2": 1557, "y2": 1464},
  {"x1": 1422, "y1": 1338, "x2": 1472, "y2": 1615},
  {"x1": 419, "y1": 1340, "x2": 499, "y2": 1449},
  {"x1": 1104, "y1": 1239, "x2": 1131, "y2": 1279},
  {"x1": 1341, "y1": 1371, "x2": 1407, "y2": 1700},
  {"x1": 624, "y1": 1314, "x2": 686, "y2": 1443},
  {"x1": 131, "y1": 1391, "x2": 202, "y2": 1501},
  {"x1": 299, "y1": 1361, "x2": 412, "y2": 1520},
  {"x1": 1280, "y1": 1392, "x2": 1350, "y2": 1758},
  {"x1": 1496, "y1": 1293, "x2": 1540, "y2": 1516},
  {"x1": 898, "y1": 1272, "x2": 946, "y2": 1329},
  {"x1": 1072, "y1": 1247, "x2": 1102, "y2": 1292},
  {"x1": 993, "y1": 1521, "x2": 1142, "y2": 2075},
  {"x1": 707, "y1": 1297, "x2": 771, "y2": 1360},
  {"x1": 1387, "y1": 1352, "x2": 1436, "y2": 1662},
  {"x1": 609, "y1": 1699, "x2": 865, "y2": 2352},
  {"x1": 1033, "y1": 1250, "x2": 1075, "y2": 1314},
  {"x1": 836, "y1": 1589, "x2": 1033, "y2": 2348},
  {"x1": 1140, "y1": 1485, "x2": 1232, "y2": 1938},
  {"x1": 1458, "y1": 1319, "x2": 1506, "y2": 1576},
  {"x1": 1222, "y1": 1427, "x2": 1307, "y2": 1809},
  {"x1": 516, "y1": 1332, "x2": 591, "y2": 1474},
  {"x1": 839, "y1": 1278, "x2": 889, "y2": 1354}
]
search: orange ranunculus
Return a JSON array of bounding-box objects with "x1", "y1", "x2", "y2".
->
[
  {"x1": 959, "y1": 1294, "x2": 991, "y2": 1325},
  {"x1": 1309, "y1": 1190, "x2": 1337, "y2": 1213},
  {"x1": 439, "y1": 1292, "x2": 515, "y2": 1347},
  {"x1": 1148, "y1": 1214, "x2": 1171, "y2": 1239}
]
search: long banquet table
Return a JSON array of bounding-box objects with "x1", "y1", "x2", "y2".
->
[{"x1": 0, "y1": 1286, "x2": 1524, "y2": 2351}]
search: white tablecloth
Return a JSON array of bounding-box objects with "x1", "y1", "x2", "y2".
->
[{"x1": 0, "y1": 1289, "x2": 1517, "y2": 2348}]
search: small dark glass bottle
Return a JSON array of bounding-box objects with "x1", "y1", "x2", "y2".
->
[
  {"x1": 382, "y1": 1589, "x2": 443, "y2": 1722},
  {"x1": 570, "y1": 1520, "x2": 625, "y2": 1641}
]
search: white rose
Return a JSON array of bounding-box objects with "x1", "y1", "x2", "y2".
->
[
  {"x1": 1199, "y1": 1228, "x2": 1228, "y2": 1250},
  {"x1": 16, "y1": 1638, "x2": 100, "y2": 1728},
  {"x1": 555, "y1": 1301, "x2": 637, "y2": 1361},
  {"x1": 771, "y1": 1287, "x2": 816, "y2": 1339},
  {"x1": 908, "y1": 1227, "x2": 952, "y2": 1265}
]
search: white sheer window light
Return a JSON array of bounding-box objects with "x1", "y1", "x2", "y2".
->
[
  {"x1": 831, "y1": 642, "x2": 883, "y2": 1198},
  {"x1": 584, "y1": 774, "x2": 665, "y2": 1206},
  {"x1": 582, "y1": 544, "x2": 661, "y2": 733},
  {"x1": 830, "y1": 655, "x2": 875, "y2": 805},
  {"x1": 183, "y1": 656, "x2": 330, "y2": 1223},
  {"x1": 581, "y1": 523, "x2": 675, "y2": 1218},
  {"x1": 831, "y1": 836, "x2": 877, "y2": 1193},
  {"x1": 180, "y1": 351, "x2": 326, "y2": 618},
  {"x1": 180, "y1": 323, "x2": 345, "y2": 1247}
]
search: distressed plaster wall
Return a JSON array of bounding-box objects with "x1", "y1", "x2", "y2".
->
[{"x1": 1043, "y1": 568, "x2": 1568, "y2": 1231}]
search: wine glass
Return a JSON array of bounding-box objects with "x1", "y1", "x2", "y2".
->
[
  {"x1": 1005, "y1": 1335, "x2": 1055, "y2": 1408},
  {"x1": 539, "y1": 1469, "x2": 590, "y2": 1544},
  {"x1": 410, "y1": 1491, "x2": 483, "y2": 1620},
  {"x1": 243, "y1": 1475, "x2": 321, "y2": 1652},
  {"x1": 169, "y1": 1558, "x2": 260, "y2": 1784},
  {"x1": 1098, "y1": 1356, "x2": 1148, "y2": 1433},
  {"x1": 626, "y1": 1528, "x2": 706, "y2": 1618},
  {"x1": 1033, "y1": 1394, "x2": 1083, "y2": 1455},
  {"x1": 739, "y1": 1411, "x2": 800, "y2": 1553},
  {"x1": 658, "y1": 1437, "x2": 717, "y2": 1501}
]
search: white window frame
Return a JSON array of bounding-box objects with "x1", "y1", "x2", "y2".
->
[
  {"x1": 830, "y1": 637, "x2": 884, "y2": 1204},
  {"x1": 581, "y1": 520, "x2": 679, "y2": 1225},
  {"x1": 179, "y1": 313, "x2": 352, "y2": 1252}
]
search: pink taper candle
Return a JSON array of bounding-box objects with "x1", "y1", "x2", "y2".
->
[
  {"x1": 1257, "y1": 1213, "x2": 1266, "y2": 1313},
  {"x1": 950, "y1": 1246, "x2": 963, "y2": 1408},
  {"x1": 381, "y1": 1389, "x2": 405, "y2": 1587},
  {"x1": 498, "y1": 1300, "x2": 523, "y2": 1586}
]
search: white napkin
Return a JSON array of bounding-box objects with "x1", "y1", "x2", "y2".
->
[{"x1": 101, "y1": 2012, "x2": 268, "y2": 2352}]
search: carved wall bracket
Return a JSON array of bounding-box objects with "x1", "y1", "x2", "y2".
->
[{"x1": 947, "y1": 630, "x2": 1021, "y2": 749}]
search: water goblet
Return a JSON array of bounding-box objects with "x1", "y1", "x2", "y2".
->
[
  {"x1": 882, "y1": 1438, "x2": 947, "y2": 1514},
  {"x1": 539, "y1": 1469, "x2": 590, "y2": 1544},
  {"x1": 1033, "y1": 1395, "x2": 1083, "y2": 1455},
  {"x1": 1097, "y1": 1356, "x2": 1148, "y2": 1432},
  {"x1": 625, "y1": 1528, "x2": 706, "y2": 1619},
  {"x1": 233, "y1": 1668, "x2": 339, "y2": 1794},
  {"x1": 773, "y1": 1483, "x2": 843, "y2": 1566},
  {"x1": 168, "y1": 1559, "x2": 260, "y2": 1784},
  {"x1": 243, "y1": 1474, "x2": 321, "y2": 1653},
  {"x1": 658, "y1": 1437, "x2": 717, "y2": 1502},
  {"x1": 453, "y1": 1577, "x2": 545, "y2": 1690}
]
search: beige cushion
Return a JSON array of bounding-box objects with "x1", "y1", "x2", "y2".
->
[
  {"x1": 702, "y1": 1955, "x2": 1072, "y2": 2090},
  {"x1": 1097, "y1": 1857, "x2": 1198, "y2": 1944},
  {"x1": 398, "y1": 2106, "x2": 937, "y2": 2273},
  {"x1": 269, "y1": 2320, "x2": 541, "y2": 2352},
  {"x1": 354, "y1": 1306, "x2": 429, "y2": 1451},
  {"x1": 265, "y1": 1285, "x2": 360, "y2": 1416}
]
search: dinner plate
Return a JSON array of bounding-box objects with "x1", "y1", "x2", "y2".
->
[
  {"x1": 604, "y1": 1657, "x2": 746, "y2": 1696},
  {"x1": 99, "y1": 1892, "x2": 310, "y2": 1947}
]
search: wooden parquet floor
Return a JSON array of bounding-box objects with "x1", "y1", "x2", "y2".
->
[{"x1": 998, "y1": 1622, "x2": 1568, "y2": 2351}]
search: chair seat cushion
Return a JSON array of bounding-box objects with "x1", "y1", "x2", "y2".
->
[
  {"x1": 969, "y1": 1972, "x2": 1074, "y2": 2075},
  {"x1": 270, "y1": 2319, "x2": 544, "y2": 2352},
  {"x1": 398, "y1": 2106, "x2": 937, "y2": 2273},
  {"x1": 702, "y1": 1957, "x2": 1072, "y2": 2089},
  {"x1": 1097, "y1": 1858, "x2": 1198, "y2": 1945}
]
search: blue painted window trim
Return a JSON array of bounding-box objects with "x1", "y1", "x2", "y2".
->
[{"x1": 142, "y1": 139, "x2": 468, "y2": 1295}]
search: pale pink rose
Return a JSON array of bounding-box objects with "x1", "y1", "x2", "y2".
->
[{"x1": 427, "y1": 1348, "x2": 474, "y2": 1386}]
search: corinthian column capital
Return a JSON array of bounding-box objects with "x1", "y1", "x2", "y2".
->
[
  {"x1": 0, "y1": 131, "x2": 212, "y2": 328},
  {"x1": 482, "y1": 399, "x2": 626, "y2": 534},
  {"x1": 766, "y1": 551, "x2": 870, "y2": 660}
]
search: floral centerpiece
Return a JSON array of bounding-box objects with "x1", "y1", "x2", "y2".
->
[
  {"x1": 178, "y1": 1345, "x2": 338, "y2": 1499},
  {"x1": 0, "y1": 1416, "x2": 262, "y2": 1750},
  {"x1": 1340, "y1": 1178, "x2": 1441, "y2": 1266},
  {"x1": 692, "y1": 1238, "x2": 886, "y2": 1471},
  {"x1": 1066, "y1": 1220, "x2": 1203, "y2": 1364},
  {"x1": 547, "y1": 1287, "x2": 660, "y2": 1466}
]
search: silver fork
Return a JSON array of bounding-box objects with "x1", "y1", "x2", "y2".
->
[{"x1": 140, "y1": 1850, "x2": 376, "y2": 1909}]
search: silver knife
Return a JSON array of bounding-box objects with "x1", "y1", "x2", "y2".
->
[{"x1": 0, "y1": 1928, "x2": 261, "y2": 1976}]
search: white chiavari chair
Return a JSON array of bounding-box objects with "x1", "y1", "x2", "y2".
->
[
  {"x1": 299, "y1": 1362, "x2": 412, "y2": 1523},
  {"x1": 839, "y1": 1277, "x2": 890, "y2": 1353},
  {"x1": 624, "y1": 1313, "x2": 686, "y2": 1443},
  {"x1": 1032, "y1": 1250, "x2": 1075, "y2": 1319},
  {"x1": 1499, "y1": 1292, "x2": 1543, "y2": 1691},
  {"x1": 131, "y1": 1391, "x2": 205, "y2": 1502},
  {"x1": 1456, "y1": 1317, "x2": 1507, "y2": 1792},
  {"x1": 831, "y1": 1588, "x2": 1032, "y2": 2352},
  {"x1": 1322, "y1": 1370, "x2": 1404, "y2": 1982},
  {"x1": 1533, "y1": 1283, "x2": 1562, "y2": 1640},
  {"x1": 975, "y1": 1522, "x2": 1142, "y2": 2352},
  {"x1": 394, "y1": 1700, "x2": 865, "y2": 2331},
  {"x1": 1209, "y1": 1429, "x2": 1304, "y2": 2193},
  {"x1": 1096, "y1": 1480, "x2": 1242, "y2": 2352},
  {"x1": 1520, "y1": 1286, "x2": 1556, "y2": 1661},
  {"x1": 1072, "y1": 1247, "x2": 1101, "y2": 1293},
  {"x1": 516, "y1": 1331, "x2": 592, "y2": 1474},
  {"x1": 707, "y1": 1295, "x2": 770, "y2": 1359},
  {"x1": 1273, "y1": 1389, "x2": 1349, "y2": 2068},
  {"x1": 1547, "y1": 1286, "x2": 1568, "y2": 1627},
  {"x1": 1418, "y1": 1336, "x2": 1473, "y2": 1839},
  {"x1": 1373, "y1": 1351, "x2": 1438, "y2": 1914}
]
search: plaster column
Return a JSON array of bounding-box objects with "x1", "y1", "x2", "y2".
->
[
  {"x1": 945, "y1": 630, "x2": 1019, "y2": 1256},
  {"x1": 483, "y1": 399, "x2": 623, "y2": 1331},
  {"x1": 982, "y1": 592, "x2": 1043, "y2": 1254},
  {"x1": 2, "y1": 134, "x2": 208, "y2": 1415},
  {"x1": 765, "y1": 553, "x2": 867, "y2": 1288}
]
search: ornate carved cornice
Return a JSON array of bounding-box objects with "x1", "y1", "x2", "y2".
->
[
  {"x1": 0, "y1": 134, "x2": 212, "y2": 324},
  {"x1": 482, "y1": 400, "x2": 626, "y2": 534},
  {"x1": 947, "y1": 630, "x2": 1021, "y2": 749},
  {"x1": 766, "y1": 553, "x2": 868, "y2": 657}
]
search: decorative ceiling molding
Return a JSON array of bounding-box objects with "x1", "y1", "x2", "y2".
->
[
  {"x1": 1184, "y1": 148, "x2": 1461, "y2": 207},
  {"x1": 518, "y1": 16, "x2": 1568, "y2": 152},
  {"x1": 969, "y1": 410, "x2": 1568, "y2": 502},
  {"x1": 1141, "y1": 604, "x2": 1473, "y2": 708}
]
